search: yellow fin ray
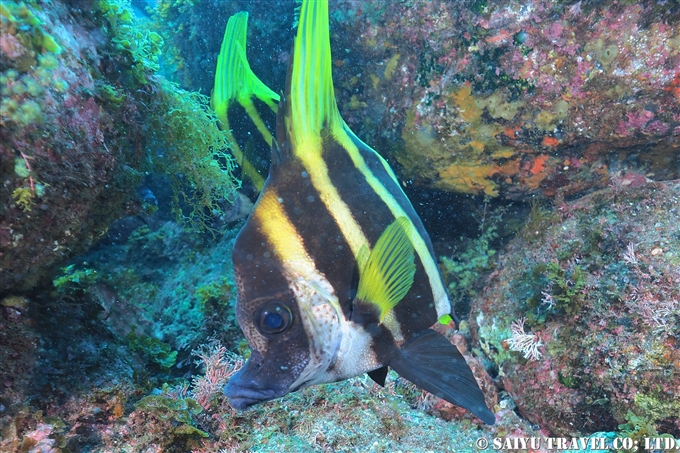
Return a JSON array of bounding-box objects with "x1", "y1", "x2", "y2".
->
[
  {"x1": 211, "y1": 11, "x2": 279, "y2": 125},
  {"x1": 289, "y1": 0, "x2": 342, "y2": 150},
  {"x1": 356, "y1": 217, "x2": 416, "y2": 321},
  {"x1": 210, "y1": 11, "x2": 279, "y2": 192}
]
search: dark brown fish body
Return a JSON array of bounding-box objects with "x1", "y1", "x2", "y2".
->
[{"x1": 224, "y1": 0, "x2": 495, "y2": 425}]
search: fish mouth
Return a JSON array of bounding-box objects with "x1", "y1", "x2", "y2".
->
[{"x1": 224, "y1": 381, "x2": 278, "y2": 410}]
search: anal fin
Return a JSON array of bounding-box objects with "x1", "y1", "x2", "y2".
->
[
  {"x1": 389, "y1": 329, "x2": 495, "y2": 425},
  {"x1": 367, "y1": 366, "x2": 389, "y2": 387}
]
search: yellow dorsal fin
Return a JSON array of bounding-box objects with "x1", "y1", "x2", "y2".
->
[
  {"x1": 356, "y1": 217, "x2": 416, "y2": 322},
  {"x1": 287, "y1": 0, "x2": 342, "y2": 150},
  {"x1": 211, "y1": 11, "x2": 279, "y2": 125},
  {"x1": 211, "y1": 11, "x2": 280, "y2": 191}
]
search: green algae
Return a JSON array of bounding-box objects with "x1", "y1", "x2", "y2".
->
[
  {"x1": 96, "y1": 82, "x2": 126, "y2": 106},
  {"x1": 145, "y1": 80, "x2": 241, "y2": 233},
  {"x1": 135, "y1": 394, "x2": 207, "y2": 437},
  {"x1": 11, "y1": 187, "x2": 34, "y2": 212},
  {"x1": 194, "y1": 276, "x2": 233, "y2": 314},
  {"x1": 53, "y1": 265, "x2": 100, "y2": 293},
  {"x1": 441, "y1": 221, "x2": 499, "y2": 305},
  {"x1": 100, "y1": 0, "x2": 163, "y2": 85},
  {"x1": 127, "y1": 331, "x2": 178, "y2": 370},
  {"x1": 97, "y1": 0, "x2": 241, "y2": 233}
]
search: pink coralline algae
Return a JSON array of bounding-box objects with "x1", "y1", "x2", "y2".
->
[
  {"x1": 0, "y1": 33, "x2": 26, "y2": 59},
  {"x1": 616, "y1": 109, "x2": 669, "y2": 137}
]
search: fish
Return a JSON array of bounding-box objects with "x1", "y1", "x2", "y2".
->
[{"x1": 223, "y1": 0, "x2": 495, "y2": 425}]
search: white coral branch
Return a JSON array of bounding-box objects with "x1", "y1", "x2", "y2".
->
[
  {"x1": 622, "y1": 242, "x2": 638, "y2": 265},
  {"x1": 507, "y1": 317, "x2": 543, "y2": 361}
]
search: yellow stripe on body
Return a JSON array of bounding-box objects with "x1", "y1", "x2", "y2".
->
[
  {"x1": 288, "y1": 0, "x2": 367, "y2": 259},
  {"x1": 335, "y1": 126, "x2": 452, "y2": 319},
  {"x1": 294, "y1": 144, "x2": 407, "y2": 341},
  {"x1": 255, "y1": 187, "x2": 344, "y2": 322},
  {"x1": 288, "y1": 0, "x2": 450, "y2": 319},
  {"x1": 295, "y1": 141, "x2": 370, "y2": 258},
  {"x1": 285, "y1": 0, "x2": 402, "y2": 332},
  {"x1": 254, "y1": 188, "x2": 319, "y2": 280}
]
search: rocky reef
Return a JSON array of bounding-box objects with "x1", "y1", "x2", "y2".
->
[
  {"x1": 1, "y1": 0, "x2": 679, "y2": 451},
  {"x1": 0, "y1": 0, "x2": 239, "y2": 295},
  {"x1": 329, "y1": 0, "x2": 680, "y2": 200},
  {"x1": 470, "y1": 179, "x2": 680, "y2": 437}
]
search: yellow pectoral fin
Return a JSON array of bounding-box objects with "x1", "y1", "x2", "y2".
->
[
  {"x1": 356, "y1": 217, "x2": 416, "y2": 321},
  {"x1": 357, "y1": 244, "x2": 370, "y2": 270}
]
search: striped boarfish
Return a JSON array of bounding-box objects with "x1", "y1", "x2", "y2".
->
[{"x1": 224, "y1": 0, "x2": 495, "y2": 425}]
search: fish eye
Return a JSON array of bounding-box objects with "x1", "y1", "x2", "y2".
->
[{"x1": 256, "y1": 302, "x2": 293, "y2": 335}]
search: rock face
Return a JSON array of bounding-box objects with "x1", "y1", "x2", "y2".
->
[
  {"x1": 0, "y1": 2, "x2": 139, "y2": 293},
  {"x1": 326, "y1": 0, "x2": 680, "y2": 199},
  {"x1": 470, "y1": 179, "x2": 680, "y2": 437},
  {"x1": 1, "y1": 1, "x2": 239, "y2": 294}
]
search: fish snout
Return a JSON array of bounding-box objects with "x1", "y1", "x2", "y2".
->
[
  {"x1": 224, "y1": 376, "x2": 277, "y2": 410},
  {"x1": 224, "y1": 353, "x2": 283, "y2": 409}
]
